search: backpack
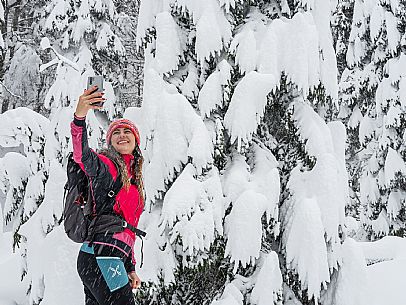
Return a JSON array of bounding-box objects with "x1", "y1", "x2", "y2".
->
[
  {"x1": 61, "y1": 153, "x2": 146, "y2": 244},
  {"x1": 62, "y1": 153, "x2": 122, "y2": 243}
]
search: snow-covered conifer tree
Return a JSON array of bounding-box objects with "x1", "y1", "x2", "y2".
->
[
  {"x1": 0, "y1": 108, "x2": 49, "y2": 251},
  {"x1": 2, "y1": 44, "x2": 42, "y2": 111},
  {"x1": 0, "y1": 1, "x2": 134, "y2": 303},
  {"x1": 132, "y1": 1, "x2": 364, "y2": 304},
  {"x1": 340, "y1": 0, "x2": 406, "y2": 239}
]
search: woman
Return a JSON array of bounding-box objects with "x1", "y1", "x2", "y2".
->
[{"x1": 71, "y1": 85, "x2": 144, "y2": 305}]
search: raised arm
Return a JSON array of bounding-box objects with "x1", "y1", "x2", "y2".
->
[{"x1": 70, "y1": 86, "x2": 106, "y2": 176}]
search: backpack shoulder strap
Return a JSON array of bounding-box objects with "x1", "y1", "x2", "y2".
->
[{"x1": 109, "y1": 158, "x2": 123, "y2": 196}]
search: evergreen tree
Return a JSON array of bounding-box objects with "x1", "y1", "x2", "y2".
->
[
  {"x1": 0, "y1": 0, "x2": 47, "y2": 113},
  {"x1": 340, "y1": 0, "x2": 406, "y2": 239},
  {"x1": 0, "y1": 1, "x2": 138, "y2": 303},
  {"x1": 132, "y1": 1, "x2": 364, "y2": 304}
]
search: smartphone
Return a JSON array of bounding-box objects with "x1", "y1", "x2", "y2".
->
[{"x1": 87, "y1": 75, "x2": 104, "y2": 106}]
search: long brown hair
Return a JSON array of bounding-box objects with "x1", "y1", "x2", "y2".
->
[{"x1": 99, "y1": 144, "x2": 145, "y2": 204}]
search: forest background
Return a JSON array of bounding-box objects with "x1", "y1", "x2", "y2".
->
[{"x1": 0, "y1": 0, "x2": 406, "y2": 305}]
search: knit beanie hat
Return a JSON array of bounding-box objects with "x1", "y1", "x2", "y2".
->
[{"x1": 106, "y1": 119, "x2": 140, "y2": 146}]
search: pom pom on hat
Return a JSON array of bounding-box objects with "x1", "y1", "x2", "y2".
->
[{"x1": 106, "y1": 119, "x2": 140, "y2": 146}]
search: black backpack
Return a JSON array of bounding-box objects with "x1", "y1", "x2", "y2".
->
[
  {"x1": 62, "y1": 153, "x2": 90, "y2": 243},
  {"x1": 61, "y1": 153, "x2": 146, "y2": 243}
]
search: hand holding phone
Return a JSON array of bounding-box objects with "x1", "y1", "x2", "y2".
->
[{"x1": 74, "y1": 77, "x2": 105, "y2": 118}]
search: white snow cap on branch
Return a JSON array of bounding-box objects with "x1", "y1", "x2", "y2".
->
[
  {"x1": 0, "y1": 107, "x2": 49, "y2": 150},
  {"x1": 0, "y1": 153, "x2": 30, "y2": 189},
  {"x1": 224, "y1": 71, "x2": 276, "y2": 148},
  {"x1": 181, "y1": 63, "x2": 199, "y2": 98},
  {"x1": 173, "y1": 0, "x2": 232, "y2": 63},
  {"x1": 0, "y1": 2, "x2": 4, "y2": 48},
  {"x1": 323, "y1": 238, "x2": 367, "y2": 305},
  {"x1": 280, "y1": 100, "x2": 347, "y2": 301},
  {"x1": 225, "y1": 189, "x2": 269, "y2": 271},
  {"x1": 198, "y1": 60, "x2": 231, "y2": 118},
  {"x1": 136, "y1": 210, "x2": 177, "y2": 284},
  {"x1": 223, "y1": 145, "x2": 280, "y2": 272},
  {"x1": 384, "y1": 148, "x2": 406, "y2": 186},
  {"x1": 136, "y1": 0, "x2": 231, "y2": 63},
  {"x1": 154, "y1": 11, "x2": 182, "y2": 73},
  {"x1": 230, "y1": 10, "x2": 335, "y2": 100},
  {"x1": 211, "y1": 281, "x2": 243, "y2": 305},
  {"x1": 284, "y1": 190, "x2": 330, "y2": 302},
  {"x1": 0, "y1": 2, "x2": 4, "y2": 22},
  {"x1": 250, "y1": 252, "x2": 283, "y2": 305},
  {"x1": 310, "y1": 0, "x2": 338, "y2": 101},
  {"x1": 387, "y1": 191, "x2": 406, "y2": 220},
  {"x1": 160, "y1": 164, "x2": 223, "y2": 257},
  {"x1": 230, "y1": 12, "x2": 265, "y2": 75},
  {"x1": 135, "y1": 68, "x2": 213, "y2": 205},
  {"x1": 136, "y1": 0, "x2": 163, "y2": 46},
  {"x1": 38, "y1": 160, "x2": 66, "y2": 232},
  {"x1": 22, "y1": 172, "x2": 46, "y2": 220},
  {"x1": 291, "y1": 100, "x2": 346, "y2": 243},
  {"x1": 96, "y1": 23, "x2": 125, "y2": 55},
  {"x1": 371, "y1": 210, "x2": 390, "y2": 237}
]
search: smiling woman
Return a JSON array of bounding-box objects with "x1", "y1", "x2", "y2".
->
[{"x1": 71, "y1": 87, "x2": 145, "y2": 305}]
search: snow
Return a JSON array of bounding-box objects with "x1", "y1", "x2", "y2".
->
[
  {"x1": 0, "y1": 107, "x2": 49, "y2": 150},
  {"x1": 311, "y1": 0, "x2": 339, "y2": 101},
  {"x1": 285, "y1": 194, "x2": 330, "y2": 302},
  {"x1": 180, "y1": 63, "x2": 199, "y2": 98},
  {"x1": 371, "y1": 210, "x2": 390, "y2": 237},
  {"x1": 231, "y1": 22, "x2": 260, "y2": 74},
  {"x1": 2, "y1": 1, "x2": 406, "y2": 304},
  {"x1": 370, "y1": 4, "x2": 384, "y2": 41},
  {"x1": 135, "y1": 209, "x2": 177, "y2": 284},
  {"x1": 211, "y1": 281, "x2": 243, "y2": 305},
  {"x1": 195, "y1": 2, "x2": 231, "y2": 63},
  {"x1": 37, "y1": 229, "x2": 83, "y2": 305},
  {"x1": 133, "y1": 68, "x2": 213, "y2": 206},
  {"x1": 291, "y1": 101, "x2": 346, "y2": 243},
  {"x1": 22, "y1": 171, "x2": 46, "y2": 219},
  {"x1": 198, "y1": 60, "x2": 231, "y2": 118},
  {"x1": 154, "y1": 11, "x2": 182, "y2": 73},
  {"x1": 225, "y1": 189, "x2": 269, "y2": 272},
  {"x1": 224, "y1": 71, "x2": 277, "y2": 146},
  {"x1": 359, "y1": 115, "x2": 377, "y2": 145},
  {"x1": 323, "y1": 238, "x2": 368, "y2": 305},
  {"x1": 385, "y1": 11, "x2": 400, "y2": 55},
  {"x1": 384, "y1": 148, "x2": 406, "y2": 186},
  {"x1": 387, "y1": 191, "x2": 406, "y2": 220},
  {"x1": 160, "y1": 164, "x2": 223, "y2": 257},
  {"x1": 135, "y1": 0, "x2": 162, "y2": 47},
  {"x1": 222, "y1": 146, "x2": 279, "y2": 271},
  {"x1": 258, "y1": 13, "x2": 321, "y2": 97},
  {"x1": 365, "y1": 259, "x2": 406, "y2": 305},
  {"x1": 359, "y1": 171, "x2": 380, "y2": 207},
  {"x1": 348, "y1": 106, "x2": 363, "y2": 128},
  {"x1": 0, "y1": 232, "x2": 28, "y2": 305},
  {"x1": 250, "y1": 252, "x2": 283, "y2": 305},
  {"x1": 0, "y1": 153, "x2": 30, "y2": 189},
  {"x1": 359, "y1": 236, "x2": 406, "y2": 262}
]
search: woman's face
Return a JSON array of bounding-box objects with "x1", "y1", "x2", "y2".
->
[{"x1": 110, "y1": 127, "x2": 136, "y2": 155}]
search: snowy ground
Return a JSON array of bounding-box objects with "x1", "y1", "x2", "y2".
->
[
  {"x1": 0, "y1": 233, "x2": 405, "y2": 305},
  {"x1": 0, "y1": 233, "x2": 28, "y2": 305}
]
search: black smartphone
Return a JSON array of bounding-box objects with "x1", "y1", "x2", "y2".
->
[{"x1": 87, "y1": 75, "x2": 104, "y2": 106}]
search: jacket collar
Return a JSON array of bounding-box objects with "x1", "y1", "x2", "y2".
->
[{"x1": 121, "y1": 154, "x2": 134, "y2": 167}]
